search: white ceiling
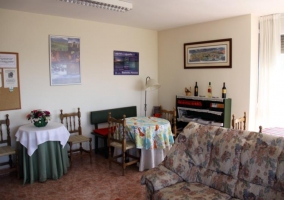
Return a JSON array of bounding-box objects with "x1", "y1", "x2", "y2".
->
[{"x1": 0, "y1": 0, "x2": 284, "y2": 31}]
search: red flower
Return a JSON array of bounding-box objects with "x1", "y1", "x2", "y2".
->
[
  {"x1": 44, "y1": 111, "x2": 50, "y2": 115},
  {"x1": 27, "y1": 109, "x2": 51, "y2": 122}
]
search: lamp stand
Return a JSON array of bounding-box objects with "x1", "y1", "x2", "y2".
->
[{"x1": 144, "y1": 76, "x2": 150, "y2": 116}]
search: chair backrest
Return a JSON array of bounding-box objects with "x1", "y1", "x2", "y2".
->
[
  {"x1": 160, "y1": 106, "x2": 177, "y2": 138},
  {"x1": 60, "y1": 107, "x2": 82, "y2": 135},
  {"x1": 259, "y1": 125, "x2": 262, "y2": 133},
  {"x1": 0, "y1": 114, "x2": 10, "y2": 146},
  {"x1": 90, "y1": 106, "x2": 136, "y2": 129},
  {"x1": 108, "y1": 112, "x2": 126, "y2": 144},
  {"x1": 152, "y1": 106, "x2": 161, "y2": 117},
  {"x1": 231, "y1": 112, "x2": 246, "y2": 130}
]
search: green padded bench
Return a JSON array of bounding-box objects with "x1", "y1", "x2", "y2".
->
[{"x1": 90, "y1": 106, "x2": 137, "y2": 158}]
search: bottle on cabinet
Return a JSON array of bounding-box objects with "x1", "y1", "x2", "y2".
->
[
  {"x1": 208, "y1": 82, "x2": 212, "y2": 98},
  {"x1": 194, "y1": 82, "x2": 198, "y2": 96},
  {"x1": 222, "y1": 82, "x2": 226, "y2": 98}
]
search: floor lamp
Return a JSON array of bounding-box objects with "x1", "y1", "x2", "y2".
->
[{"x1": 144, "y1": 76, "x2": 161, "y2": 116}]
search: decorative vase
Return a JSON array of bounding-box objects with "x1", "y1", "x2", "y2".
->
[{"x1": 34, "y1": 118, "x2": 48, "y2": 127}]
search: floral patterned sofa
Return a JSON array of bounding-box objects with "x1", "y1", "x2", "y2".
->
[{"x1": 141, "y1": 122, "x2": 284, "y2": 200}]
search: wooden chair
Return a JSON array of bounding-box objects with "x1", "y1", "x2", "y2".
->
[
  {"x1": 108, "y1": 112, "x2": 139, "y2": 176},
  {"x1": 259, "y1": 126, "x2": 262, "y2": 133},
  {"x1": 60, "y1": 108, "x2": 92, "y2": 167},
  {"x1": 0, "y1": 114, "x2": 18, "y2": 176},
  {"x1": 90, "y1": 106, "x2": 137, "y2": 159},
  {"x1": 232, "y1": 112, "x2": 246, "y2": 130},
  {"x1": 160, "y1": 106, "x2": 178, "y2": 138}
]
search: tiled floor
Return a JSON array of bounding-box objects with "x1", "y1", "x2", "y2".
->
[{"x1": 0, "y1": 154, "x2": 147, "y2": 200}]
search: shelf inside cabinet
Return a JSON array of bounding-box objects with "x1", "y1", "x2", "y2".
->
[{"x1": 176, "y1": 95, "x2": 231, "y2": 129}]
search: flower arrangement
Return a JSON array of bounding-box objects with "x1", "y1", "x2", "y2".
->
[{"x1": 27, "y1": 110, "x2": 51, "y2": 127}]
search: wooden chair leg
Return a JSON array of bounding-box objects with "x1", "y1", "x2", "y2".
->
[
  {"x1": 16, "y1": 151, "x2": 19, "y2": 179},
  {"x1": 80, "y1": 143, "x2": 83, "y2": 155},
  {"x1": 95, "y1": 135, "x2": 99, "y2": 154},
  {"x1": 78, "y1": 143, "x2": 82, "y2": 162},
  {"x1": 104, "y1": 137, "x2": 108, "y2": 159},
  {"x1": 8, "y1": 155, "x2": 13, "y2": 167},
  {"x1": 109, "y1": 145, "x2": 112, "y2": 170},
  {"x1": 122, "y1": 150, "x2": 126, "y2": 176},
  {"x1": 69, "y1": 142, "x2": 73, "y2": 167},
  {"x1": 89, "y1": 139, "x2": 92, "y2": 164}
]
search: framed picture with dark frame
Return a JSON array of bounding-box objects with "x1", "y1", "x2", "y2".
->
[
  {"x1": 184, "y1": 38, "x2": 232, "y2": 69},
  {"x1": 49, "y1": 35, "x2": 81, "y2": 85}
]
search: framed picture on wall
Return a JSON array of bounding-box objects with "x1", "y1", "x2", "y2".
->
[
  {"x1": 49, "y1": 35, "x2": 81, "y2": 85},
  {"x1": 184, "y1": 38, "x2": 232, "y2": 69},
  {"x1": 114, "y1": 50, "x2": 139, "y2": 75}
]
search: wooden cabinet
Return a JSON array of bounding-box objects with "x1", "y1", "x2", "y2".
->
[{"x1": 176, "y1": 95, "x2": 232, "y2": 130}]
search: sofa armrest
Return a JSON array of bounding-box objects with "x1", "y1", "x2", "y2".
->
[{"x1": 141, "y1": 164, "x2": 183, "y2": 193}]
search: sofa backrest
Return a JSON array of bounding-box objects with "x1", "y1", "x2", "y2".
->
[
  {"x1": 235, "y1": 131, "x2": 284, "y2": 199},
  {"x1": 164, "y1": 122, "x2": 284, "y2": 198}
]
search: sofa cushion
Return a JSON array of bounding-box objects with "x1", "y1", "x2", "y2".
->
[
  {"x1": 164, "y1": 122, "x2": 221, "y2": 180},
  {"x1": 141, "y1": 164, "x2": 183, "y2": 193},
  {"x1": 260, "y1": 132, "x2": 284, "y2": 192},
  {"x1": 188, "y1": 166, "x2": 238, "y2": 197},
  {"x1": 234, "y1": 179, "x2": 284, "y2": 199},
  {"x1": 275, "y1": 149, "x2": 284, "y2": 192},
  {"x1": 208, "y1": 129, "x2": 246, "y2": 179},
  {"x1": 163, "y1": 133, "x2": 194, "y2": 180},
  {"x1": 152, "y1": 182, "x2": 232, "y2": 200},
  {"x1": 209, "y1": 171, "x2": 238, "y2": 197},
  {"x1": 183, "y1": 123, "x2": 220, "y2": 168},
  {"x1": 238, "y1": 136, "x2": 283, "y2": 188},
  {"x1": 195, "y1": 167, "x2": 213, "y2": 186}
]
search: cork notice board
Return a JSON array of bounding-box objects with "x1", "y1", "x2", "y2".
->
[{"x1": 0, "y1": 52, "x2": 21, "y2": 111}]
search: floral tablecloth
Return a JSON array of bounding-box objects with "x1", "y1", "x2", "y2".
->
[
  {"x1": 262, "y1": 127, "x2": 284, "y2": 137},
  {"x1": 125, "y1": 117, "x2": 174, "y2": 150}
]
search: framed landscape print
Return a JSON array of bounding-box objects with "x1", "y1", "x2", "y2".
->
[
  {"x1": 184, "y1": 38, "x2": 232, "y2": 69},
  {"x1": 49, "y1": 35, "x2": 81, "y2": 85}
]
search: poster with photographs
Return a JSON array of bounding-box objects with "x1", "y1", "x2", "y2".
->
[
  {"x1": 49, "y1": 35, "x2": 81, "y2": 85},
  {"x1": 114, "y1": 50, "x2": 139, "y2": 75}
]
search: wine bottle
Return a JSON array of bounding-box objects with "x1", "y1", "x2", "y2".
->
[
  {"x1": 194, "y1": 82, "x2": 198, "y2": 96},
  {"x1": 208, "y1": 82, "x2": 212, "y2": 98},
  {"x1": 222, "y1": 82, "x2": 226, "y2": 98}
]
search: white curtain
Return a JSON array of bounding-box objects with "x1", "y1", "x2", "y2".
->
[{"x1": 257, "y1": 14, "x2": 282, "y2": 128}]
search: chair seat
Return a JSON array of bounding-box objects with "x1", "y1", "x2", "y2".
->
[
  {"x1": 110, "y1": 141, "x2": 136, "y2": 150},
  {"x1": 92, "y1": 127, "x2": 115, "y2": 159},
  {"x1": 94, "y1": 127, "x2": 116, "y2": 136},
  {"x1": 93, "y1": 127, "x2": 109, "y2": 136},
  {"x1": 0, "y1": 146, "x2": 16, "y2": 156},
  {"x1": 68, "y1": 135, "x2": 90, "y2": 144}
]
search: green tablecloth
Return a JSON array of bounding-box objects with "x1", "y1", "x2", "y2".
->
[{"x1": 18, "y1": 141, "x2": 69, "y2": 184}]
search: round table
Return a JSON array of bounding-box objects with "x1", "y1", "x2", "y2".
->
[
  {"x1": 125, "y1": 116, "x2": 174, "y2": 149},
  {"x1": 15, "y1": 122, "x2": 70, "y2": 184},
  {"x1": 114, "y1": 117, "x2": 174, "y2": 171}
]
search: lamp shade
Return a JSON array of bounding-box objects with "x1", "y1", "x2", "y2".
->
[{"x1": 146, "y1": 78, "x2": 161, "y2": 91}]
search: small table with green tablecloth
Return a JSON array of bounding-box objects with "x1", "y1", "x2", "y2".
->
[{"x1": 15, "y1": 122, "x2": 70, "y2": 184}]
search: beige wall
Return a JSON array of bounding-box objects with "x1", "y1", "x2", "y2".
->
[
  {"x1": 0, "y1": 9, "x2": 260, "y2": 151},
  {"x1": 0, "y1": 9, "x2": 158, "y2": 146},
  {"x1": 158, "y1": 14, "x2": 259, "y2": 130}
]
